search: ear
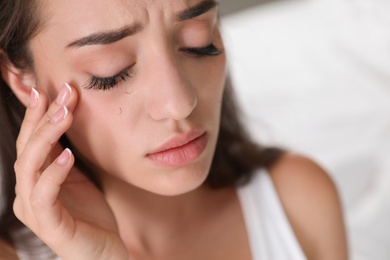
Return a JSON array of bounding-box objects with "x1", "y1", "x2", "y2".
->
[{"x1": 0, "y1": 59, "x2": 36, "y2": 107}]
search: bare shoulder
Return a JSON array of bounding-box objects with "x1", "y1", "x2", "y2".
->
[
  {"x1": 0, "y1": 239, "x2": 18, "y2": 260},
  {"x1": 268, "y1": 153, "x2": 348, "y2": 260}
]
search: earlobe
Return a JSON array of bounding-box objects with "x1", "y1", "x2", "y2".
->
[{"x1": 0, "y1": 61, "x2": 36, "y2": 107}]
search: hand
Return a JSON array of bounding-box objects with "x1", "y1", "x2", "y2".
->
[{"x1": 13, "y1": 84, "x2": 128, "y2": 260}]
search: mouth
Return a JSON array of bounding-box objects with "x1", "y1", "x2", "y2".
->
[{"x1": 146, "y1": 130, "x2": 208, "y2": 167}]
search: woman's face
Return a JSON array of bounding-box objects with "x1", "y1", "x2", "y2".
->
[{"x1": 29, "y1": 0, "x2": 226, "y2": 195}]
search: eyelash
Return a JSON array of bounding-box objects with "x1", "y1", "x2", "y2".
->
[
  {"x1": 85, "y1": 66, "x2": 134, "y2": 91},
  {"x1": 86, "y1": 44, "x2": 222, "y2": 91},
  {"x1": 181, "y1": 43, "x2": 223, "y2": 57}
]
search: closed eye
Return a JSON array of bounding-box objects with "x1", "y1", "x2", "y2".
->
[
  {"x1": 85, "y1": 66, "x2": 134, "y2": 91},
  {"x1": 181, "y1": 43, "x2": 223, "y2": 57}
]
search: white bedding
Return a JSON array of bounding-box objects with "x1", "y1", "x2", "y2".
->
[{"x1": 221, "y1": 1, "x2": 390, "y2": 259}]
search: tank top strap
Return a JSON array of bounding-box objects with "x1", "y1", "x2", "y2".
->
[{"x1": 237, "y1": 169, "x2": 307, "y2": 260}]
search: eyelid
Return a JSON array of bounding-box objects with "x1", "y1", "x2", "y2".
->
[
  {"x1": 85, "y1": 65, "x2": 134, "y2": 91},
  {"x1": 91, "y1": 64, "x2": 133, "y2": 79}
]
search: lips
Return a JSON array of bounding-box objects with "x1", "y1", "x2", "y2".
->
[{"x1": 146, "y1": 130, "x2": 208, "y2": 167}]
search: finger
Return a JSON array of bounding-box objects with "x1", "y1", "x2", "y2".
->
[
  {"x1": 13, "y1": 148, "x2": 74, "y2": 230},
  {"x1": 33, "y1": 83, "x2": 78, "y2": 139},
  {"x1": 16, "y1": 83, "x2": 78, "y2": 158},
  {"x1": 14, "y1": 83, "x2": 78, "y2": 212},
  {"x1": 16, "y1": 88, "x2": 49, "y2": 157},
  {"x1": 15, "y1": 106, "x2": 73, "y2": 199},
  {"x1": 30, "y1": 148, "x2": 75, "y2": 233}
]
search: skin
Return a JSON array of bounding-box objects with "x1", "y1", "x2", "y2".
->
[
  {"x1": 30, "y1": 0, "x2": 226, "y2": 196},
  {"x1": 0, "y1": 0, "x2": 348, "y2": 259}
]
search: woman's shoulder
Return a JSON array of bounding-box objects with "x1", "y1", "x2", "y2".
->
[
  {"x1": 267, "y1": 153, "x2": 348, "y2": 260},
  {"x1": 0, "y1": 239, "x2": 18, "y2": 260}
]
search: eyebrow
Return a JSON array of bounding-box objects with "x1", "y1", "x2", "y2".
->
[
  {"x1": 66, "y1": 0, "x2": 218, "y2": 49},
  {"x1": 66, "y1": 24, "x2": 143, "y2": 48},
  {"x1": 177, "y1": 0, "x2": 218, "y2": 21}
]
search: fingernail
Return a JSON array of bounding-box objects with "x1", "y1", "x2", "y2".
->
[
  {"x1": 57, "y1": 148, "x2": 72, "y2": 165},
  {"x1": 56, "y1": 83, "x2": 72, "y2": 106},
  {"x1": 50, "y1": 106, "x2": 68, "y2": 124},
  {"x1": 29, "y1": 87, "x2": 39, "y2": 108}
]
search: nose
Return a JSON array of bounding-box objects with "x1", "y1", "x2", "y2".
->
[{"x1": 145, "y1": 50, "x2": 197, "y2": 121}]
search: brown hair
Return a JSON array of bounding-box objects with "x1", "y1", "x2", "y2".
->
[
  {"x1": 0, "y1": 0, "x2": 283, "y2": 252},
  {"x1": 0, "y1": 0, "x2": 42, "y2": 246}
]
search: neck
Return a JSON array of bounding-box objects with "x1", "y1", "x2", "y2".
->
[{"x1": 100, "y1": 174, "x2": 236, "y2": 256}]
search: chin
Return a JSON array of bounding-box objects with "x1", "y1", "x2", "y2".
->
[{"x1": 137, "y1": 164, "x2": 210, "y2": 196}]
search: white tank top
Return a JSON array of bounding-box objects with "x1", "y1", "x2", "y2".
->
[{"x1": 237, "y1": 169, "x2": 307, "y2": 260}]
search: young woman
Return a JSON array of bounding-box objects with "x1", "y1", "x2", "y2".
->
[{"x1": 0, "y1": 0, "x2": 348, "y2": 259}]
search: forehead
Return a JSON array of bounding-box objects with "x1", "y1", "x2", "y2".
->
[
  {"x1": 33, "y1": 0, "x2": 212, "y2": 52},
  {"x1": 39, "y1": 0, "x2": 202, "y2": 30}
]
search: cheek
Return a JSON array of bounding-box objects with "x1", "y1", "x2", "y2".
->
[
  {"x1": 193, "y1": 58, "x2": 226, "y2": 130},
  {"x1": 66, "y1": 93, "x2": 124, "y2": 162},
  {"x1": 196, "y1": 56, "x2": 227, "y2": 98},
  {"x1": 65, "y1": 87, "x2": 150, "y2": 175},
  {"x1": 33, "y1": 68, "x2": 65, "y2": 102},
  {"x1": 31, "y1": 45, "x2": 71, "y2": 101}
]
